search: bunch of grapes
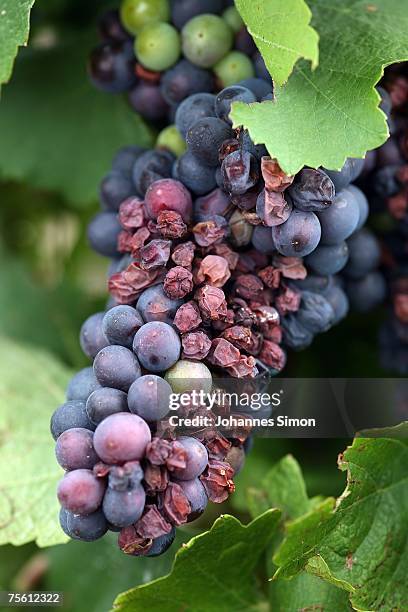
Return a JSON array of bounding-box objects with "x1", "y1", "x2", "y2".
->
[
  {"x1": 52, "y1": 1, "x2": 388, "y2": 557},
  {"x1": 88, "y1": 0, "x2": 266, "y2": 126},
  {"x1": 361, "y1": 73, "x2": 408, "y2": 374}
]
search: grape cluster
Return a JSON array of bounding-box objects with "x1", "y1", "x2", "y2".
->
[
  {"x1": 88, "y1": 0, "x2": 267, "y2": 126},
  {"x1": 361, "y1": 74, "x2": 408, "y2": 373}
]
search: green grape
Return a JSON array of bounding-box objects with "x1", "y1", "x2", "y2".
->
[
  {"x1": 156, "y1": 125, "x2": 187, "y2": 157},
  {"x1": 214, "y1": 51, "x2": 255, "y2": 87},
  {"x1": 120, "y1": 0, "x2": 170, "y2": 35},
  {"x1": 136, "y1": 22, "x2": 181, "y2": 71},
  {"x1": 165, "y1": 360, "x2": 213, "y2": 395},
  {"x1": 222, "y1": 6, "x2": 244, "y2": 33},
  {"x1": 182, "y1": 14, "x2": 233, "y2": 68}
]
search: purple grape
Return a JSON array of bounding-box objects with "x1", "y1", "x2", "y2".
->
[
  {"x1": 57, "y1": 469, "x2": 106, "y2": 515},
  {"x1": 80, "y1": 312, "x2": 109, "y2": 359},
  {"x1": 221, "y1": 150, "x2": 259, "y2": 195},
  {"x1": 174, "y1": 151, "x2": 217, "y2": 195},
  {"x1": 344, "y1": 185, "x2": 369, "y2": 231},
  {"x1": 93, "y1": 345, "x2": 141, "y2": 392},
  {"x1": 160, "y1": 59, "x2": 214, "y2": 106},
  {"x1": 281, "y1": 315, "x2": 314, "y2": 351},
  {"x1": 87, "y1": 212, "x2": 122, "y2": 258},
  {"x1": 324, "y1": 285, "x2": 349, "y2": 325},
  {"x1": 272, "y1": 209, "x2": 321, "y2": 257},
  {"x1": 317, "y1": 189, "x2": 360, "y2": 245},
  {"x1": 346, "y1": 272, "x2": 387, "y2": 313},
  {"x1": 146, "y1": 527, "x2": 176, "y2": 556},
  {"x1": 88, "y1": 40, "x2": 137, "y2": 93},
  {"x1": 136, "y1": 284, "x2": 183, "y2": 324},
  {"x1": 251, "y1": 225, "x2": 275, "y2": 254},
  {"x1": 86, "y1": 387, "x2": 129, "y2": 426},
  {"x1": 112, "y1": 145, "x2": 146, "y2": 176},
  {"x1": 60, "y1": 507, "x2": 108, "y2": 541},
  {"x1": 256, "y1": 189, "x2": 293, "y2": 226},
  {"x1": 288, "y1": 168, "x2": 334, "y2": 212},
  {"x1": 133, "y1": 150, "x2": 175, "y2": 196},
  {"x1": 51, "y1": 400, "x2": 95, "y2": 440},
  {"x1": 215, "y1": 85, "x2": 256, "y2": 124},
  {"x1": 128, "y1": 82, "x2": 169, "y2": 122},
  {"x1": 98, "y1": 9, "x2": 130, "y2": 43},
  {"x1": 175, "y1": 92, "x2": 216, "y2": 138},
  {"x1": 297, "y1": 291, "x2": 335, "y2": 334},
  {"x1": 305, "y1": 242, "x2": 349, "y2": 275},
  {"x1": 173, "y1": 478, "x2": 208, "y2": 520},
  {"x1": 171, "y1": 437, "x2": 208, "y2": 480},
  {"x1": 100, "y1": 170, "x2": 136, "y2": 211},
  {"x1": 55, "y1": 428, "x2": 99, "y2": 471},
  {"x1": 145, "y1": 178, "x2": 193, "y2": 222},
  {"x1": 93, "y1": 412, "x2": 151, "y2": 463},
  {"x1": 194, "y1": 188, "x2": 231, "y2": 222},
  {"x1": 253, "y1": 51, "x2": 271, "y2": 82},
  {"x1": 343, "y1": 229, "x2": 381, "y2": 279},
  {"x1": 237, "y1": 78, "x2": 272, "y2": 101},
  {"x1": 128, "y1": 375, "x2": 172, "y2": 421},
  {"x1": 171, "y1": 0, "x2": 224, "y2": 29},
  {"x1": 102, "y1": 305, "x2": 144, "y2": 348},
  {"x1": 133, "y1": 322, "x2": 181, "y2": 372},
  {"x1": 186, "y1": 117, "x2": 232, "y2": 167},
  {"x1": 323, "y1": 158, "x2": 365, "y2": 191},
  {"x1": 66, "y1": 367, "x2": 101, "y2": 402},
  {"x1": 103, "y1": 484, "x2": 146, "y2": 528}
]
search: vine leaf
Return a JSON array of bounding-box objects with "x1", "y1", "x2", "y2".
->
[
  {"x1": 231, "y1": 0, "x2": 408, "y2": 175},
  {"x1": 273, "y1": 435, "x2": 408, "y2": 611},
  {"x1": 0, "y1": 337, "x2": 70, "y2": 547},
  {"x1": 113, "y1": 510, "x2": 281, "y2": 612},
  {"x1": 0, "y1": 0, "x2": 35, "y2": 90},
  {"x1": 234, "y1": 0, "x2": 318, "y2": 86}
]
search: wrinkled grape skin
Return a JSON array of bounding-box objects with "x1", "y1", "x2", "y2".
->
[
  {"x1": 175, "y1": 93, "x2": 216, "y2": 138},
  {"x1": 102, "y1": 305, "x2": 144, "y2": 348},
  {"x1": 174, "y1": 151, "x2": 217, "y2": 195},
  {"x1": 272, "y1": 209, "x2": 321, "y2": 257},
  {"x1": 161, "y1": 59, "x2": 214, "y2": 106},
  {"x1": 194, "y1": 188, "x2": 231, "y2": 222},
  {"x1": 57, "y1": 469, "x2": 106, "y2": 515},
  {"x1": 221, "y1": 150, "x2": 259, "y2": 195},
  {"x1": 173, "y1": 477, "x2": 208, "y2": 520},
  {"x1": 128, "y1": 375, "x2": 172, "y2": 421},
  {"x1": 60, "y1": 508, "x2": 108, "y2": 542},
  {"x1": 215, "y1": 85, "x2": 256, "y2": 124},
  {"x1": 103, "y1": 484, "x2": 146, "y2": 527},
  {"x1": 66, "y1": 367, "x2": 101, "y2": 402},
  {"x1": 171, "y1": 436, "x2": 208, "y2": 480},
  {"x1": 305, "y1": 242, "x2": 349, "y2": 276},
  {"x1": 181, "y1": 14, "x2": 233, "y2": 68},
  {"x1": 136, "y1": 284, "x2": 182, "y2": 325},
  {"x1": 186, "y1": 118, "x2": 232, "y2": 167},
  {"x1": 55, "y1": 428, "x2": 99, "y2": 471},
  {"x1": 317, "y1": 190, "x2": 360, "y2": 245},
  {"x1": 51, "y1": 401, "x2": 95, "y2": 440},
  {"x1": 80, "y1": 312, "x2": 109, "y2": 359},
  {"x1": 288, "y1": 168, "x2": 334, "y2": 212},
  {"x1": 86, "y1": 387, "x2": 129, "y2": 426},
  {"x1": 87, "y1": 212, "x2": 122, "y2": 258},
  {"x1": 133, "y1": 322, "x2": 181, "y2": 372},
  {"x1": 251, "y1": 225, "x2": 275, "y2": 254},
  {"x1": 93, "y1": 345, "x2": 141, "y2": 392},
  {"x1": 93, "y1": 412, "x2": 151, "y2": 464},
  {"x1": 297, "y1": 291, "x2": 335, "y2": 334},
  {"x1": 282, "y1": 315, "x2": 314, "y2": 351},
  {"x1": 145, "y1": 178, "x2": 193, "y2": 222},
  {"x1": 343, "y1": 229, "x2": 381, "y2": 280},
  {"x1": 146, "y1": 527, "x2": 176, "y2": 556}
]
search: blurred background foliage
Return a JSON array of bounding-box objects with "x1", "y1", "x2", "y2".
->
[{"x1": 0, "y1": 1, "x2": 389, "y2": 609}]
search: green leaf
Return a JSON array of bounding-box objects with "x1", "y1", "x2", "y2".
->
[
  {"x1": 0, "y1": 0, "x2": 35, "y2": 89},
  {"x1": 0, "y1": 36, "x2": 153, "y2": 206},
  {"x1": 0, "y1": 337, "x2": 70, "y2": 547},
  {"x1": 44, "y1": 531, "x2": 191, "y2": 612},
  {"x1": 235, "y1": 0, "x2": 318, "y2": 86},
  {"x1": 114, "y1": 510, "x2": 281, "y2": 612},
  {"x1": 273, "y1": 436, "x2": 408, "y2": 611},
  {"x1": 231, "y1": 0, "x2": 408, "y2": 175}
]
